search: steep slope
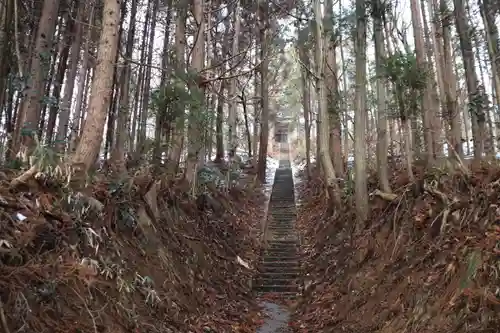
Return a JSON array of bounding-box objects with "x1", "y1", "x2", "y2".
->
[
  {"x1": 0, "y1": 169, "x2": 265, "y2": 333},
  {"x1": 293, "y1": 166, "x2": 500, "y2": 333}
]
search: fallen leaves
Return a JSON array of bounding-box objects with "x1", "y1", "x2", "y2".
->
[
  {"x1": 0, "y1": 168, "x2": 268, "y2": 333},
  {"x1": 292, "y1": 165, "x2": 500, "y2": 333}
]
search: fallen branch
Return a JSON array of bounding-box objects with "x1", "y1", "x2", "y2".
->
[
  {"x1": 424, "y1": 180, "x2": 451, "y2": 234},
  {"x1": 372, "y1": 189, "x2": 398, "y2": 201},
  {"x1": 10, "y1": 165, "x2": 38, "y2": 188}
]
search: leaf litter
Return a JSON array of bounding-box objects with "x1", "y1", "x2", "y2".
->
[
  {"x1": 0, "y1": 166, "x2": 268, "y2": 333},
  {"x1": 291, "y1": 164, "x2": 500, "y2": 333}
]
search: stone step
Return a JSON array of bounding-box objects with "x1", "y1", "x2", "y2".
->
[
  {"x1": 254, "y1": 284, "x2": 299, "y2": 293},
  {"x1": 259, "y1": 272, "x2": 299, "y2": 280},
  {"x1": 270, "y1": 204, "x2": 296, "y2": 208},
  {"x1": 255, "y1": 278, "x2": 298, "y2": 287},
  {"x1": 268, "y1": 229, "x2": 294, "y2": 233},
  {"x1": 268, "y1": 238, "x2": 298, "y2": 243},
  {"x1": 269, "y1": 221, "x2": 295, "y2": 225},
  {"x1": 261, "y1": 260, "x2": 300, "y2": 268},
  {"x1": 268, "y1": 237, "x2": 299, "y2": 242},
  {"x1": 268, "y1": 223, "x2": 294, "y2": 227},
  {"x1": 269, "y1": 220, "x2": 295, "y2": 224},
  {"x1": 253, "y1": 161, "x2": 302, "y2": 297},
  {"x1": 270, "y1": 212, "x2": 296, "y2": 216},
  {"x1": 269, "y1": 234, "x2": 297, "y2": 242},
  {"x1": 270, "y1": 215, "x2": 296, "y2": 220},
  {"x1": 260, "y1": 265, "x2": 301, "y2": 274},
  {"x1": 263, "y1": 249, "x2": 297, "y2": 256},
  {"x1": 268, "y1": 228, "x2": 294, "y2": 233},
  {"x1": 256, "y1": 291, "x2": 299, "y2": 299},
  {"x1": 270, "y1": 208, "x2": 296, "y2": 212},
  {"x1": 268, "y1": 229, "x2": 295, "y2": 233},
  {"x1": 262, "y1": 247, "x2": 299, "y2": 258},
  {"x1": 269, "y1": 219, "x2": 296, "y2": 223},
  {"x1": 269, "y1": 233, "x2": 295, "y2": 238},
  {"x1": 269, "y1": 225, "x2": 294, "y2": 230},
  {"x1": 269, "y1": 222, "x2": 294, "y2": 226},
  {"x1": 268, "y1": 247, "x2": 299, "y2": 256},
  {"x1": 267, "y1": 242, "x2": 299, "y2": 248},
  {"x1": 262, "y1": 256, "x2": 300, "y2": 262},
  {"x1": 269, "y1": 223, "x2": 294, "y2": 227}
]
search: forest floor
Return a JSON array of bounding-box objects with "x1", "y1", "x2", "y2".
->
[
  {"x1": 3, "y1": 160, "x2": 500, "y2": 333},
  {"x1": 290, "y1": 163, "x2": 500, "y2": 333},
  {"x1": 0, "y1": 164, "x2": 272, "y2": 333}
]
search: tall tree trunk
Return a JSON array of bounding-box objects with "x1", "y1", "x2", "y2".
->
[
  {"x1": 353, "y1": 0, "x2": 369, "y2": 221},
  {"x1": 214, "y1": 81, "x2": 225, "y2": 162},
  {"x1": 69, "y1": 11, "x2": 93, "y2": 154},
  {"x1": 110, "y1": 0, "x2": 137, "y2": 173},
  {"x1": 46, "y1": 14, "x2": 73, "y2": 145},
  {"x1": 324, "y1": 0, "x2": 344, "y2": 177},
  {"x1": 410, "y1": 0, "x2": 434, "y2": 163},
  {"x1": 153, "y1": 0, "x2": 173, "y2": 165},
  {"x1": 438, "y1": 0, "x2": 463, "y2": 159},
  {"x1": 137, "y1": 0, "x2": 159, "y2": 157},
  {"x1": 55, "y1": 1, "x2": 84, "y2": 153},
  {"x1": 71, "y1": 0, "x2": 121, "y2": 172},
  {"x1": 256, "y1": 0, "x2": 269, "y2": 183},
  {"x1": 479, "y1": 0, "x2": 500, "y2": 145},
  {"x1": 372, "y1": 0, "x2": 391, "y2": 193},
  {"x1": 184, "y1": 0, "x2": 205, "y2": 181},
  {"x1": 13, "y1": 0, "x2": 61, "y2": 158},
  {"x1": 314, "y1": 0, "x2": 340, "y2": 208},
  {"x1": 252, "y1": 54, "x2": 260, "y2": 167},
  {"x1": 168, "y1": 3, "x2": 187, "y2": 171},
  {"x1": 454, "y1": 0, "x2": 485, "y2": 160},
  {"x1": 420, "y1": 0, "x2": 442, "y2": 156},
  {"x1": 480, "y1": 0, "x2": 500, "y2": 99},
  {"x1": 241, "y1": 92, "x2": 252, "y2": 156},
  {"x1": 227, "y1": 0, "x2": 241, "y2": 159},
  {"x1": 298, "y1": 30, "x2": 312, "y2": 179}
]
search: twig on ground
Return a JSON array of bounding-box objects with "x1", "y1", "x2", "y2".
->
[
  {"x1": 71, "y1": 287, "x2": 98, "y2": 333},
  {"x1": 0, "y1": 300, "x2": 11, "y2": 333}
]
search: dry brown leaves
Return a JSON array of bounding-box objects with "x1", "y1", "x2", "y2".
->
[
  {"x1": 292, "y1": 164, "x2": 500, "y2": 333},
  {"x1": 0, "y1": 169, "x2": 267, "y2": 333}
]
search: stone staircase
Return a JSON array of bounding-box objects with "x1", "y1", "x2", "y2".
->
[{"x1": 254, "y1": 159, "x2": 300, "y2": 298}]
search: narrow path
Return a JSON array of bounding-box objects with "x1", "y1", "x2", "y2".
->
[{"x1": 255, "y1": 155, "x2": 300, "y2": 333}]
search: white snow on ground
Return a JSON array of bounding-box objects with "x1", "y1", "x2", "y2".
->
[
  {"x1": 260, "y1": 155, "x2": 279, "y2": 235},
  {"x1": 264, "y1": 156, "x2": 279, "y2": 198}
]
